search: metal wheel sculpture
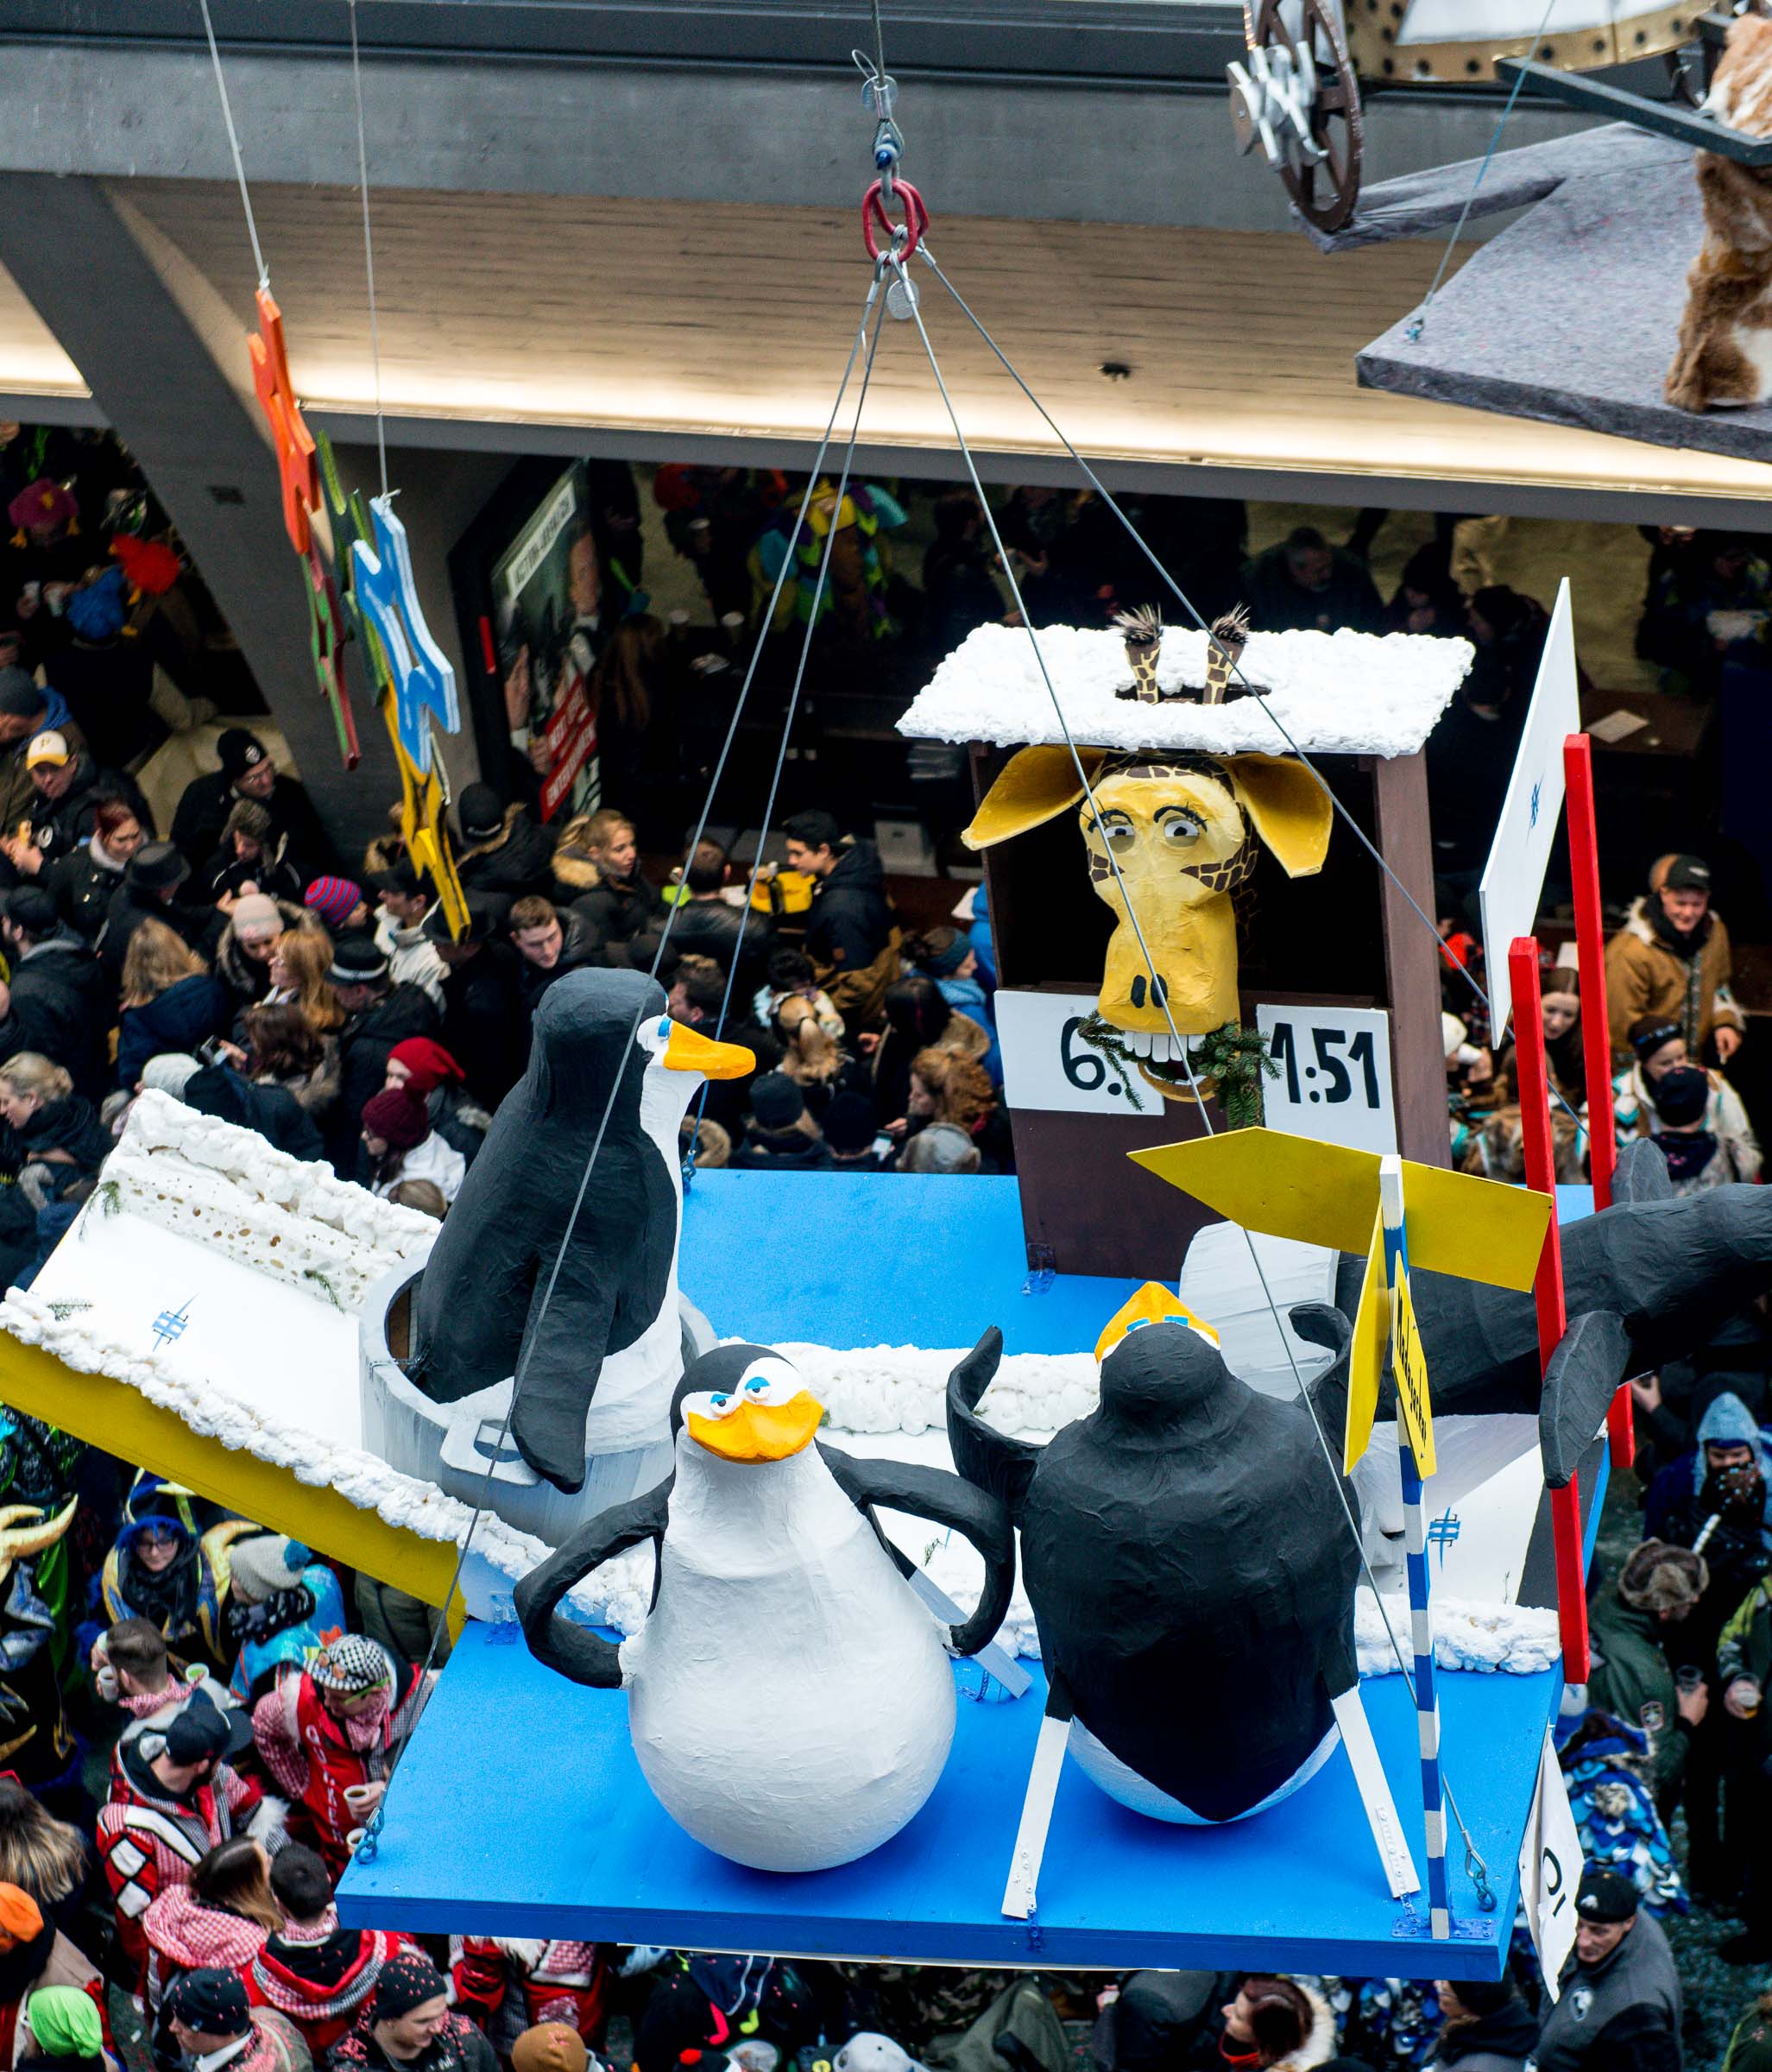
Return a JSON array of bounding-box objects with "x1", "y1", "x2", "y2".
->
[{"x1": 1228, "y1": 0, "x2": 1365, "y2": 231}]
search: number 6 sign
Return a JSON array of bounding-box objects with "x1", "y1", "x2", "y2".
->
[{"x1": 1255, "y1": 1005, "x2": 1397, "y2": 1156}]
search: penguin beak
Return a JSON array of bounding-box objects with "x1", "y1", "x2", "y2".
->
[
  {"x1": 687, "y1": 1390, "x2": 824, "y2": 1462},
  {"x1": 661, "y1": 1020, "x2": 755, "y2": 1081}
]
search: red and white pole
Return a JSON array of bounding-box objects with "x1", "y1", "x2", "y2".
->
[
  {"x1": 1563, "y1": 733, "x2": 1633, "y2": 1470},
  {"x1": 1509, "y1": 937, "x2": 1589, "y2": 1683}
]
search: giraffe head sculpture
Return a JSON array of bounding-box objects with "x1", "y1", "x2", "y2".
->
[{"x1": 963, "y1": 744, "x2": 1332, "y2": 1098}]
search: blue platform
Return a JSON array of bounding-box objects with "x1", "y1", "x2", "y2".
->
[{"x1": 337, "y1": 1172, "x2": 1603, "y2": 1974}]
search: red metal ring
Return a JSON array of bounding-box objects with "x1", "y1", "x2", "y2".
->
[{"x1": 861, "y1": 178, "x2": 929, "y2": 262}]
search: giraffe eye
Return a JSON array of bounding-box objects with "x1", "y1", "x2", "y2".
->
[
  {"x1": 1158, "y1": 812, "x2": 1202, "y2": 846},
  {"x1": 1091, "y1": 812, "x2": 1136, "y2": 849}
]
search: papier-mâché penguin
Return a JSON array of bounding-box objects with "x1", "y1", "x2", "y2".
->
[
  {"x1": 517, "y1": 1342, "x2": 1015, "y2": 1872},
  {"x1": 407, "y1": 967, "x2": 752, "y2": 1493},
  {"x1": 949, "y1": 1284, "x2": 1358, "y2": 1823}
]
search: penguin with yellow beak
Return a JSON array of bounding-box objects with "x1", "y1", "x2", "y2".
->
[
  {"x1": 517, "y1": 1342, "x2": 1014, "y2": 1872},
  {"x1": 408, "y1": 968, "x2": 755, "y2": 1493}
]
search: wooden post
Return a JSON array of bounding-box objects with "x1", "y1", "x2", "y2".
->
[
  {"x1": 1510, "y1": 937, "x2": 1589, "y2": 1682},
  {"x1": 1372, "y1": 751, "x2": 1450, "y2": 1169},
  {"x1": 1563, "y1": 732, "x2": 1633, "y2": 1470}
]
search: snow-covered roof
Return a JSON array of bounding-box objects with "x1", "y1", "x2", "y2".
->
[{"x1": 898, "y1": 623, "x2": 1474, "y2": 760}]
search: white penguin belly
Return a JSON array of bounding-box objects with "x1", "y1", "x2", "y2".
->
[
  {"x1": 1066, "y1": 1715, "x2": 1340, "y2": 1824},
  {"x1": 622, "y1": 1443, "x2": 956, "y2": 1871}
]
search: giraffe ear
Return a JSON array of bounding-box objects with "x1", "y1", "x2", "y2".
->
[
  {"x1": 1224, "y1": 755, "x2": 1333, "y2": 878},
  {"x1": 962, "y1": 746, "x2": 1107, "y2": 850}
]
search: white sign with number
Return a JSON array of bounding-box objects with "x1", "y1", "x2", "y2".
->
[
  {"x1": 996, "y1": 991, "x2": 1163, "y2": 1116},
  {"x1": 1255, "y1": 1004, "x2": 1397, "y2": 1155},
  {"x1": 1518, "y1": 1725, "x2": 1582, "y2": 1999}
]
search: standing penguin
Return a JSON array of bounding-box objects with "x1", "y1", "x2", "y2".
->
[
  {"x1": 407, "y1": 967, "x2": 753, "y2": 1493},
  {"x1": 948, "y1": 1285, "x2": 1357, "y2": 1823},
  {"x1": 517, "y1": 1342, "x2": 1014, "y2": 1872}
]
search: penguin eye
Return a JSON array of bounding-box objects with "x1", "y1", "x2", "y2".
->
[
  {"x1": 737, "y1": 1356, "x2": 801, "y2": 1404},
  {"x1": 710, "y1": 1393, "x2": 730, "y2": 1408},
  {"x1": 745, "y1": 1376, "x2": 769, "y2": 1393}
]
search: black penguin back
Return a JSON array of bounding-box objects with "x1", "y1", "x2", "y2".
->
[{"x1": 1022, "y1": 1323, "x2": 1358, "y2": 1822}]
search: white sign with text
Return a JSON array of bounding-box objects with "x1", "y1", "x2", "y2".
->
[
  {"x1": 1479, "y1": 576, "x2": 1580, "y2": 1038},
  {"x1": 1518, "y1": 1725, "x2": 1583, "y2": 1999},
  {"x1": 1255, "y1": 1003, "x2": 1397, "y2": 1155},
  {"x1": 996, "y1": 991, "x2": 1164, "y2": 1116}
]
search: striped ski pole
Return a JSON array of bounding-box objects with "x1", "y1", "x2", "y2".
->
[{"x1": 1380, "y1": 1156, "x2": 1451, "y2": 1941}]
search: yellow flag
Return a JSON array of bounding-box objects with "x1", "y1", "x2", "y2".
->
[
  {"x1": 1129, "y1": 1128, "x2": 1550, "y2": 1292},
  {"x1": 1345, "y1": 1206, "x2": 1388, "y2": 1473},
  {"x1": 1390, "y1": 1261, "x2": 1435, "y2": 1476}
]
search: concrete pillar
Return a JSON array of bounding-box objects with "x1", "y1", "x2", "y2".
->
[{"x1": 0, "y1": 173, "x2": 400, "y2": 861}]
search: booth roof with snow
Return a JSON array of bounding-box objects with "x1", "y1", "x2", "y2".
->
[{"x1": 898, "y1": 621, "x2": 1473, "y2": 1279}]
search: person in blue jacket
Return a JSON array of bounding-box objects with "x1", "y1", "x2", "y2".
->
[
  {"x1": 903, "y1": 925, "x2": 1000, "y2": 1085},
  {"x1": 221, "y1": 1534, "x2": 346, "y2": 1704}
]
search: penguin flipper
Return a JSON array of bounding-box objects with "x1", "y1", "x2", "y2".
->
[
  {"x1": 821, "y1": 1443, "x2": 1017, "y2": 1659},
  {"x1": 515, "y1": 1477, "x2": 673, "y2": 1688},
  {"x1": 1612, "y1": 1136, "x2": 1674, "y2": 1206},
  {"x1": 509, "y1": 1257, "x2": 621, "y2": 1494},
  {"x1": 1291, "y1": 1301, "x2": 1353, "y2": 1447},
  {"x1": 1540, "y1": 1308, "x2": 1631, "y2": 1488},
  {"x1": 945, "y1": 1329, "x2": 1040, "y2": 1519}
]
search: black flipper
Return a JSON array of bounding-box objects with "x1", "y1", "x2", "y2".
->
[
  {"x1": 1292, "y1": 1301, "x2": 1353, "y2": 1446},
  {"x1": 508, "y1": 1257, "x2": 620, "y2": 1494},
  {"x1": 1612, "y1": 1136, "x2": 1674, "y2": 1206},
  {"x1": 1539, "y1": 1309, "x2": 1630, "y2": 1488},
  {"x1": 514, "y1": 1478, "x2": 672, "y2": 1686},
  {"x1": 821, "y1": 1444, "x2": 1016, "y2": 1658},
  {"x1": 945, "y1": 1329, "x2": 1040, "y2": 1520}
]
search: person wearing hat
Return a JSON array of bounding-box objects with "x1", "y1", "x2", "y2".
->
[
  {"x1": 215, "y1": 895, "x2": 307, "y2": 1014},
  {"x1": 729, "y1": 1073, "x2": 829, "y2": 1171},
  {"x1": 330, "y1": 1948, "x2": 495, "y2": 2072},
  {"x1": 452, "y1": 783, "x2": 556, "y2": 906},
  {"x1": 324, "y1": 935, "x2": 439, "y2": 1177},
  {"x1": 170, "y1": 730, "x2": 332, "y2": 889},
  {"x1": 0, "y1": 1882, "x2": 108, "y2": 2072},
  {"x1": 249, "y1": 1637, "x2": 430, "y2": 1883},
  {"x1": 98, "y1": 840, "x2": 222, "y2": 987},
  {"x1": 19, "y1": 1981, "x2": 115, "y2": 2072},
  {"x1": 0, "y1": 670, "x2": 81, "y2": 840},
  {"x1": 903, "y1": 926, "x2": 1000, "y2": 1083},
  {"x1": 0, "y1": 730, "x2": 149, "y2": 881},
  {"x1": 1090, "y1": 1974, "x2": 1216, "y2": 2072},
  {"x1": 1605, "y1": 852, "x2": 1746, "y2": 1071},
  {"x1": 421, "y1": 895, "x2": 527, "y2": 1108},
  {"x1": 1611, "y1": 1013, "x2": 1760, "y2": 1187},
  {"x1": 0, "y1": 887, "x2": 110, "y2": 1099},
  {"x1": 509, "y1": 2026, "x2": 589, "y2": 2072},
  {"x1": 823, "y1": 1090, "x2": 886, "y2": 1171},
  {"x1": 97, "y1": 1694, "x2": 280, "y2": 1987},
  {"x1": 1636, "y1": 1061, "x2": 1744, "y2": 1194},
  {"x1": 303, "y1": 878, "x2": 369, "y2": 938},
  {"x1": 165, "y1": 1967, "x2": 309, "y2": 2072},
  {"x1": 202, "y1": 802, "x2": 302, "y2": 910},
  {"x1": 1426, "y1": 1975, "x2": 1536, "y2": 2071},
  {"x1": 368, "y1": 863, "x2": 445, "y2": 1010},
  {"x1": 358, "y1": 1085, "x2": 464, "y2": 1206},
  {"x1": 244, "y1": 1846, "x2": 405, "y2": 2056},
  {"x1": 1528, "y1": 1867, "x2": 1681, "y2": 2072},
  {"x1": 1586, "y1": 1541, "x2": 1710, "y2": 1801},
  {"x1": 221, "y1": 1537, "x2": 346, "y2": 1708},
  {"x1": 452, "y1": 1936, "x2": 610, "y2": 2067},
  {"x1": 382, "y1": 1039, "x2": 489, "y2": 1166},
  {"x1": 1716, "y1": 1562, "x2": 1772, "y2": 1959}
]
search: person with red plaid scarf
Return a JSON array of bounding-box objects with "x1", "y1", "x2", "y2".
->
[
  {"x1": 96, "y1": 1696, "x2": 283, "y2": 1991},
  {"x1": 244, "y1": 1847, "x2": 407, "y2": 2056}
]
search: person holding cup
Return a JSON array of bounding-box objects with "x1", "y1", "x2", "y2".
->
[
  {"x1": 1717, "y1": 1573, "x2": 1772, "y2": 1961},
  {"x1": 1586, "y1": 1541, "x2": 1710, "y2": 1803}
]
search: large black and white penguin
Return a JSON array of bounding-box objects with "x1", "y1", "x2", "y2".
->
[
  {"x1": 948, "y1": 1287, "x2": 1358, "y2": 1824},
  {"x1": 517, "y1": 1342, "x2": 1015, "y2": 1872},
  {"x1": 406, "y1": 967, "x2": 753, "y2": 1493}
]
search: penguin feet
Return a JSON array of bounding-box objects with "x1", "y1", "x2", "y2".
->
[{"x1": 510, "y1": 1398, "x2": 590, "y2": 1494}]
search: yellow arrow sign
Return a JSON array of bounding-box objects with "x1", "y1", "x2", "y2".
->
[{"x1": 1129, "y1": 1128, "x2": 1550, "y2": 1292}]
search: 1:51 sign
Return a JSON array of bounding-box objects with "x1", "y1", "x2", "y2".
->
[{"x1": 1254, "y1": 1004, "x2": 1397, "y2": 1156}]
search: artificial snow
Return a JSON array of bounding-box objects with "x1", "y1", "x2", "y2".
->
[
  {"x1": 898, "y1": 622, "x2": 1473, "y2": 759},
  {"x1": 1355, "y1": 1589, "x2": 1561, "y2": 1678}
]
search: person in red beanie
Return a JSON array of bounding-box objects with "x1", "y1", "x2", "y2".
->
[
  {"x1": 358, "y1": 1086, "x2": 464, "y2": 1206},
  {"x1": 382, "y1": 1039, "x2": 490, "y2": 1166},
  {"x1": 304, "y1": 879, "x2": 369, "y2": 937}
]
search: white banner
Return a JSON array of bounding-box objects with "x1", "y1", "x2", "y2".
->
[
  {"x1": 1256, "y1": 1003, "x2": 1397, "y2": 1155},
  {"x1": 1517, "y1": 1726, "x2": 1582, "y2": 2000},
  {"x1": 1479, "y1": 578, "x2": 1580, "y2": 1038}
]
